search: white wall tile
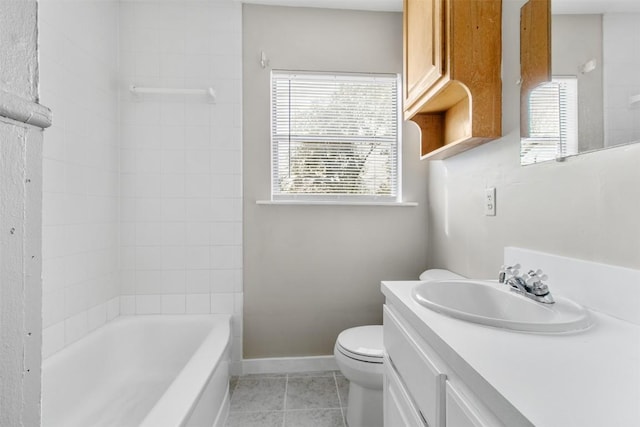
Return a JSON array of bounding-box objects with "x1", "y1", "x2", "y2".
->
[
  {"x1": 136, "y1": 247, "x2": 163, "y2": 270},
  {"x1": 41, "y1": 0, "x2": 243, "y2": 362},
  {"x1": 185, "y1": 198, "x2": 211, "y2": 222},
  {"x1": 211, "y1": 174, "x2": 241, "y2": 198},
  {"x1": 185, "y1": 221, "x2": 210, "y2": 246},
  {"x1": 161, "y1": 174, "x2": 186, "y2": 197},
  {"x1": 161, "y1": 150, "x2": 186, "y2": 174},
  {"x1": 65, "y1": 312, "x2": 89, "y2": 346},
  {"x1": 161, "y1": 222, "x2": 187, "y2": 246},
  {"x1": 185, "y1": 150, "x2": 211, "y2": 173},
  {"x1": 136, "y1": 295, "x2": 161, "y2": 314},
  {"x1": 87, "y1": 303, "x2": 107, "y2": 332},
  {"x1": 135, "y1": 270, "x2": 163, "y2": 294},
  {"x1": 135, "y1": 52, "x2": 161, "y2": 77},
  {"x1": 135, "y1": 222, "x2": 163, "y2": 246},
  {"x1": 115, "y1": 0, "x2": 243, "y2": 365},
  {"x1": 42, "y1": 323, "x2": 65, "y2": 359},
  {"x1": 233, "y1": 292, "x2": 243, "y2": 338},
  {"x1": 185, "y1": 246, "x2": 210, "y2": 270},
  {"x1": 185, "y1": 270, "x2": 210, "y2": 294},
  {"x1": 210, "y1": 269, "x2": 236, "y2": 293},
  {"x1": 159, "y1": 29, "x2": 186, "y2": 54},
  {"x1": 211, "y1": 293, "x2": 234, "y2": 314},
  {"x1": 161, "y1": 104, "x2": 186, "y2": 126},
  {"x1": 161, "y1": 270, "x2": 186, "y2": 294},
  {"x1": 160, "y1": 126, "x2": 185, "y2": 150},
  {"x1": 211, "y1": 150, "x2": 241, "y2": 174},
  {"x1": 210, "y1": 222, "x2": 241, "y2": 245},
  {"x1": 42, "y1": 258, "x2": 67, "y2": 293},
  {"x1": 161, "y1": 246, "x2": 187, "y2": 270},
  {"x1": 210, "y1": 245, "x2": 242, "y2": 269},
  {"x1": 186, "y1": 294, "x2": 210, "y2": 314},
  {"x1": 137, "y1": 149, "x2": 163, "y2": 174},
  {"x1": 135, "y1": 174, "x2": 162, "y2": 198},
  {"x1": 184, "y1": 126, "x2": 209, "y2": 149},
  {"x1": 185, "y1": 175, "x2": 211, "y2": 198},
  {"x1": 161, "y1": 198, "x2": 187, "y2": 222},
  {"x1": 42, "y1": 290, "x2": 66, "y2": 328},
  {"x1": 162, "y1": 294, "x2": 186, "y2": 314},
  {"x1": 107, "y1": 297, "x2": 120, "y2": 320},
  {"x1": 136, "y1": 198, "x2": 163, "y2": 222}
]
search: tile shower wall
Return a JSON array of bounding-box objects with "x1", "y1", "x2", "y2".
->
[
  {"x1": 118, "y1": 1, "x2": 243, "y2": 366},
  {"x1": 603, "y1": 13, "x2": 640, "y2": 147},
  {"x1": 39, "y1": 0, "x2": 121, "y2": 358}
]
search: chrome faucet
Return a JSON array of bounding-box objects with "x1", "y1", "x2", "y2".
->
[{"x1": 499, "y1": 264, "x2": 555, "y2": 304}]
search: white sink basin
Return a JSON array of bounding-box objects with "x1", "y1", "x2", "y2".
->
[{"x1": 412, "y1": 279, "x2": 592, "y2": 333}]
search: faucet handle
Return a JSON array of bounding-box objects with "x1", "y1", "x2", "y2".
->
[
  {"x1": 499, "y1": 264, "x2": 521, "y2": 283},
  {"x1": 525, "y1": 270, "x2": 550, "y2": 296},
  {"x1": 526, "y1": 269, "x2": 548, "y2": 282},
  {"x1": 532, "y1": 269, "x2": 548, "y2": 281}
]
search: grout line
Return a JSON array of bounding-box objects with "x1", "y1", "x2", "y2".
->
[
  {"x1": 334, "y1": 372, "x2": 348, "y2": 427},
  {"x1": 282, "y1": 374, "x2": 288, "y2": 427}
]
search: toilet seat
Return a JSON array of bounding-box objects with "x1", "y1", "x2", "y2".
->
[{"x1": 336, "y1": 325, "x2": 383, "y2": 364}]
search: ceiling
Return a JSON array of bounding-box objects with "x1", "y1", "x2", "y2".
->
[
  {"x1": 553, "y1": 0, "x2": 640, "y2": 14},
  {"x1": 237, "y1": 0, "x2": 402, "y2": 12},
  {"x1": 236, "y1": 0, "x2": 640, "y2": 15}
]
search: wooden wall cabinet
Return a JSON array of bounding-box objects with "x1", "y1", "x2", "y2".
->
[
  {"x1": 404, "y1": 0, "x2": 503, "y2": 160},
  {"x1": 519, "y1": 0, "x2": 550, "y2": 138}
]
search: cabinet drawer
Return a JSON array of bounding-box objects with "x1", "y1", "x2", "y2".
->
[
  {"x1": 383, "y1": 305, "x2": 446, "y2": 427},
  {"x1": 446, "y1": 381, "x2": 502, "y2": 427},
  {"x1": 384, "y1": 356, "x2": 426, "y2": 427}
]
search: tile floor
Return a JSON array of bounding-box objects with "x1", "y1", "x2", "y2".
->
[{"x1": 226, "y1": 371, "x2": 350, "y2": 427}]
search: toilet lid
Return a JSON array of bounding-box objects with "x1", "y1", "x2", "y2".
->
[{"x1": 336, "y1": 325, "x2": 383, "y2": 360}]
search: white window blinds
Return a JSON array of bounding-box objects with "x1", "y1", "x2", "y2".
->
[
  {"x1": 521, "y1": 76, "x2": 578, "y2": 165},
  {"x1": 271, "y1": 71, "x2": 400, "y2": 201}
]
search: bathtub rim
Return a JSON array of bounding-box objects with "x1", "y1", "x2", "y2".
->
[
  {"x1": 41, "y1": 314, "x2": 232, "y2": 427},
  {"x1": 139, "y1": 313, "x2": 232, "y2": 427}
]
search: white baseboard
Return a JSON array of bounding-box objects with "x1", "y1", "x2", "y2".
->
[{"x1": 241, "y1": 355, "x2": 338, "y2": 375}]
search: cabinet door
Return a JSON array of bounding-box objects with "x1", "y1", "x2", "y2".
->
[
  {"x1": 384, "y1": 358, "x2": 426, "y2": 427},
  {"x1": 384, "y1": 306, "x2": 446, "y2": 427},
  {"x1": 404, "y1": 0, "x2": 444, "y2": 106},
  {"x1": 446, "y1": 382, "x2": 501, "y2": 427}
]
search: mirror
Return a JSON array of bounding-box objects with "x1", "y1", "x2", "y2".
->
[{"x1": 520, "y1": 0, "x2": 640, "y2": 165}]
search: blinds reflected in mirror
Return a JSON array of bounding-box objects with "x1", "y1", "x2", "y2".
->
[{"x1": 521, "y1": 77, "x2": 578, "y2": 165}]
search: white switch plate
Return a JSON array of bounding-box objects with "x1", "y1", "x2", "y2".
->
[{"x1": 485, "y1": 187, "x2": 496, "y2": 216}]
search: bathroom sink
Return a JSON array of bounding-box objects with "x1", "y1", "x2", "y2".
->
[{"x1": 412, "y1": 279, "x2": 592, "y2": 333}]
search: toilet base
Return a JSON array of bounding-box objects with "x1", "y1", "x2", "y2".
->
[{"x1": 346, "y1": 382, "x2": 383, "y2": 427}]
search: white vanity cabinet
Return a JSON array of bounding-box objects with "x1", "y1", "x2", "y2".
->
[{"x1": 383, "y1": 304, "x2": 504, "y2": 427}]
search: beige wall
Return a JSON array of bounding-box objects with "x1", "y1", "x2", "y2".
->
[
  {"x1": 426, "y1": 0, "x2": 640, "y2": 278},
  {"x1": 242, "y1": 5, "x2": 429, "y2": 358}
]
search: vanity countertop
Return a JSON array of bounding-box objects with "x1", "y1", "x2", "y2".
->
[{"x1": 381, "y1": 280, "x2": 640, "y2": 427}]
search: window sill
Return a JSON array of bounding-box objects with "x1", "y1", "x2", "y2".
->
[{"x1": 256, "y1": 200, "x2": 419, "y2": 207}]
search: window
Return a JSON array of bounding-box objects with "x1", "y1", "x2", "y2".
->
[
  {"x1": 521, "y1": 76, "x2": 579, "y2": 165},
  {"x1": 271, "y1": 71, "x2": 400, "y2": 202}
]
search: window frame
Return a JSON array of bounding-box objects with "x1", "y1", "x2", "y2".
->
[
  {"x1": 269, "y1": 70, "x2": 403, "y2": 204},
  {"x1": 521, "y1": 75, "x2": 579, "y2": 165}
]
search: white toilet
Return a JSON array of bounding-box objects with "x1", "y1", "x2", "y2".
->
[{"x1": 334, "y1": 325, "x2": 384, "y2": 427}]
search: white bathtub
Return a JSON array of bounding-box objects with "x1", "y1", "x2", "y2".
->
[{"x1": 42, "y1": 315, "x2": 231, "y2": 427}]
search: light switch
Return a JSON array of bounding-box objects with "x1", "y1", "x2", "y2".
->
[{"x1": 485, "y1": 187, "x2": 496, "y2": 216}]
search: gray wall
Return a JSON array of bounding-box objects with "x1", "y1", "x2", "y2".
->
[
  {"x1": 242, "y1": 5, "x2": 429, "y2": 358},
  {"x1": 427, "y1": 0, "x2": 640, "y2": 278}
]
